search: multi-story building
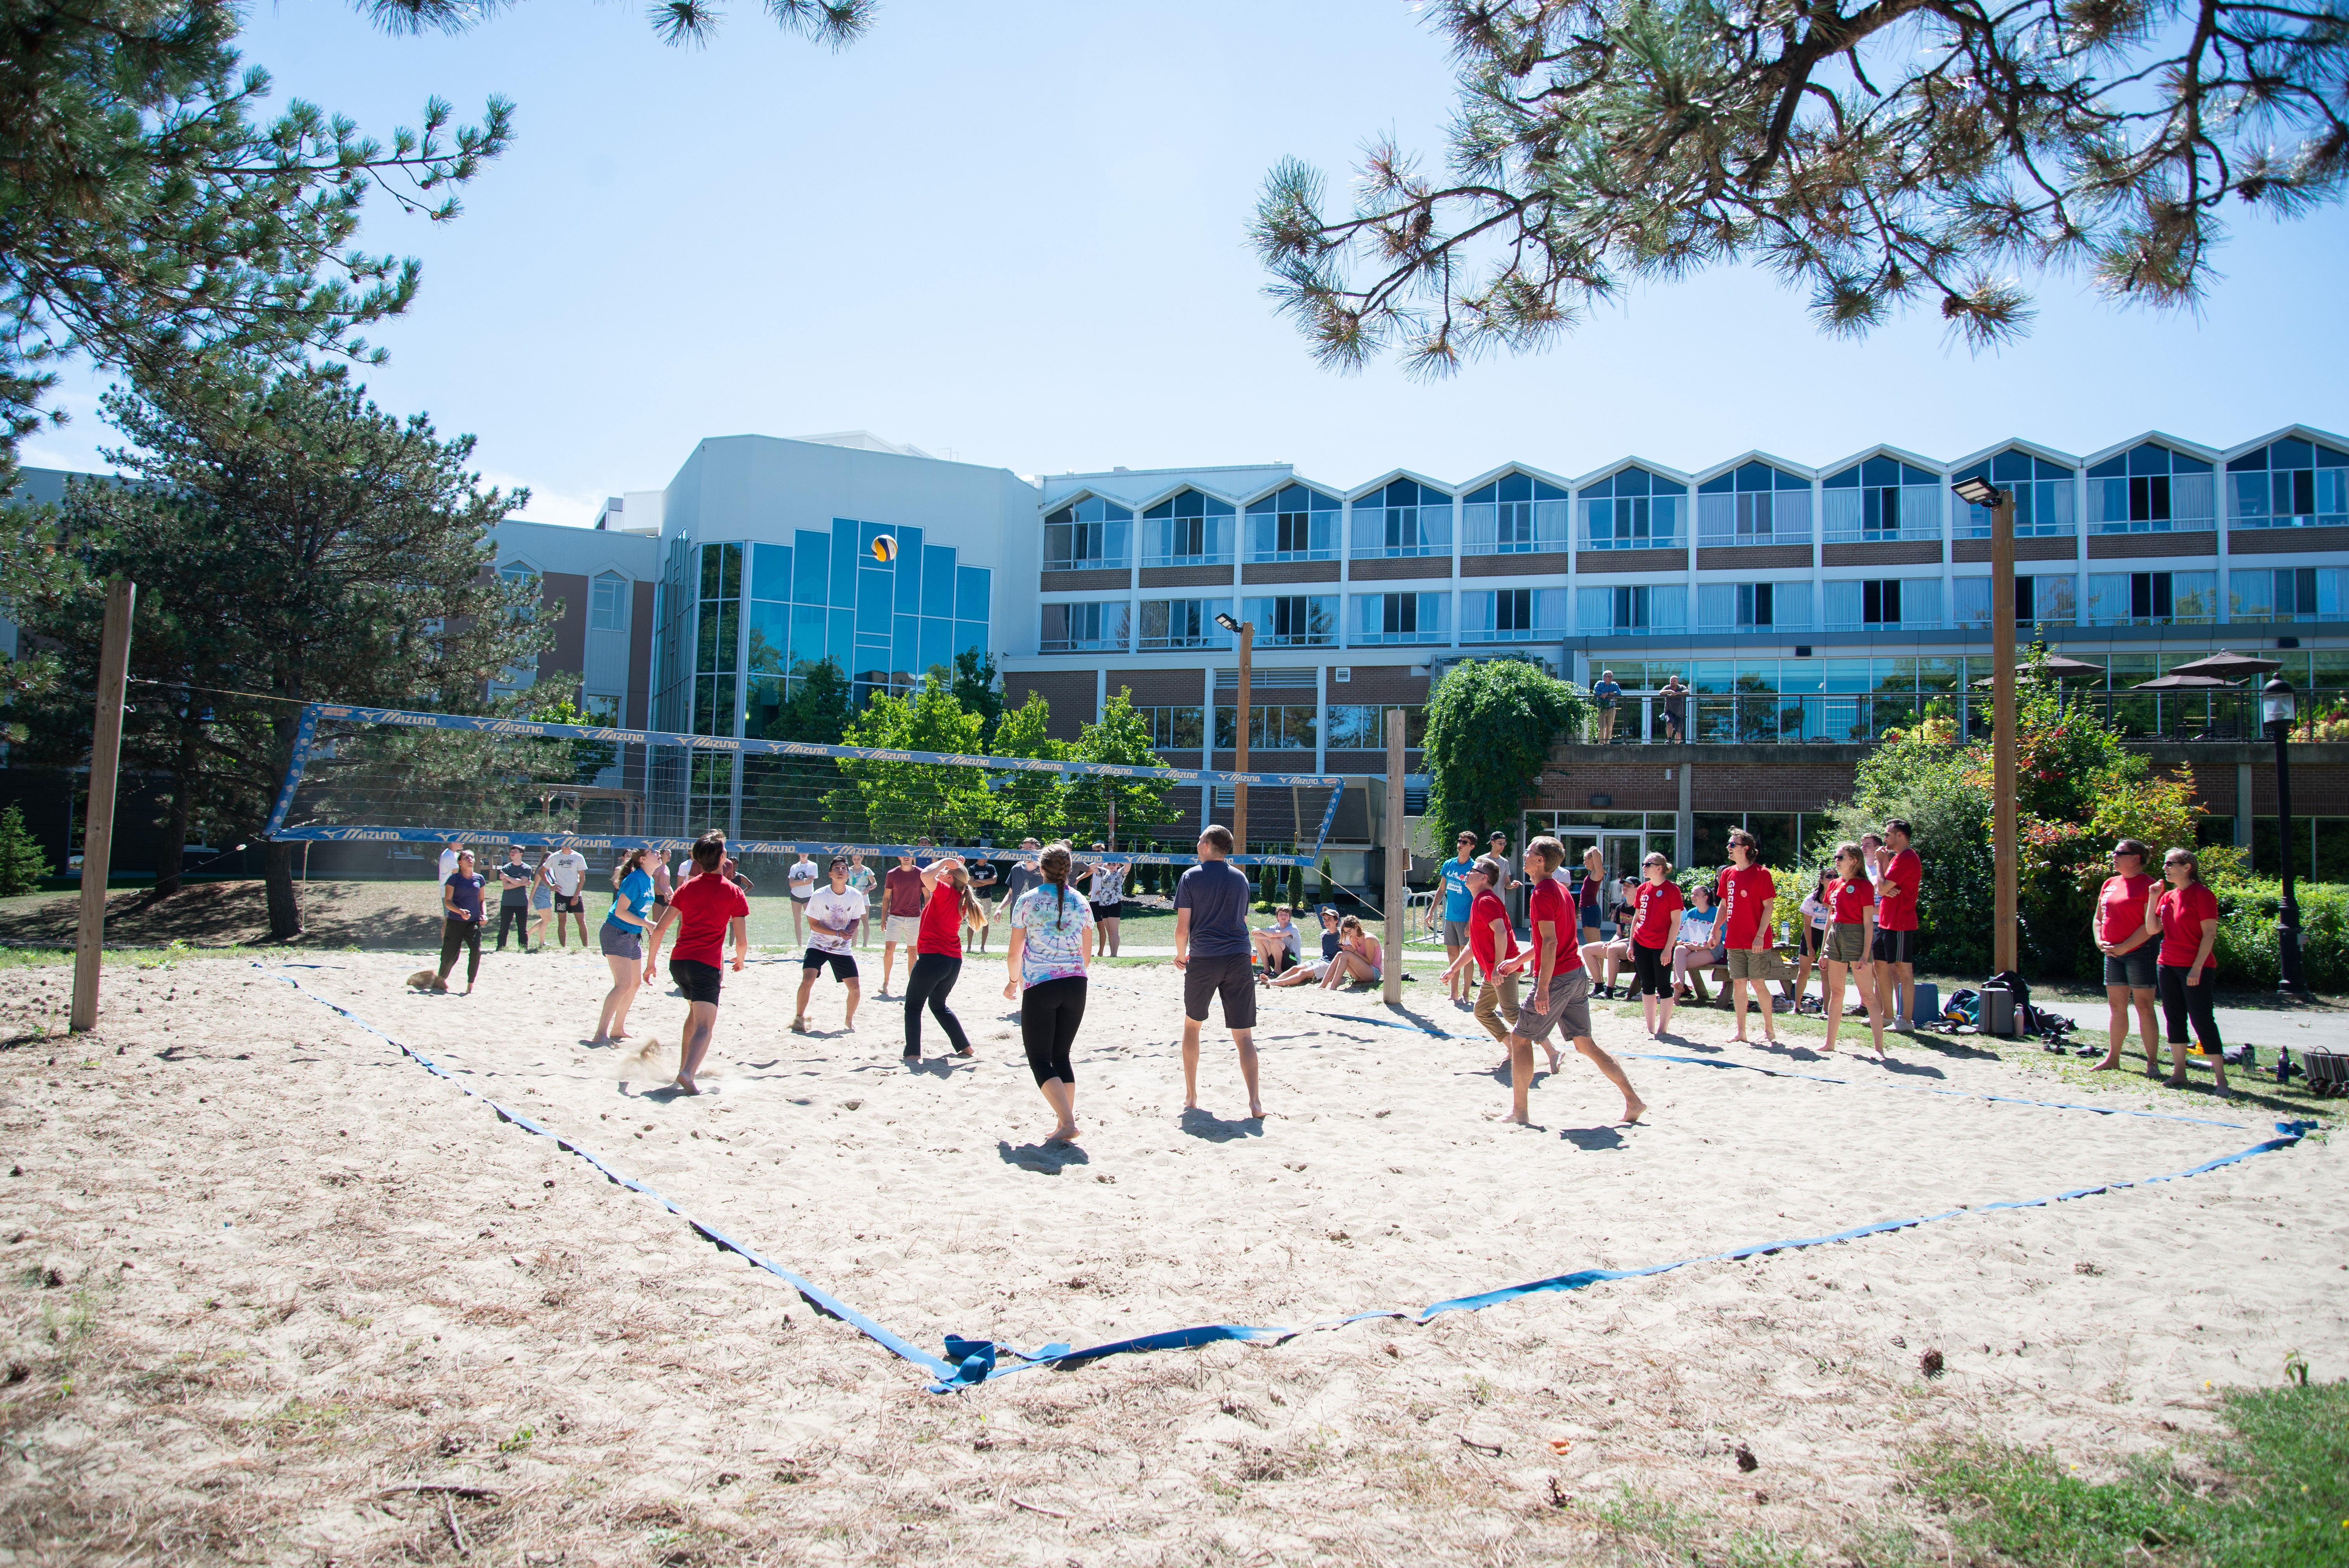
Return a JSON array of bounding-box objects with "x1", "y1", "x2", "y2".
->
[{"x1": 484, "y1": 425, "x2": 2345, "y2": 882}]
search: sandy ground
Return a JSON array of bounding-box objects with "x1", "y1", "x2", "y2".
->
[{"x1": 0, "y1": 950, "x2": 2340, "y2": 1565}]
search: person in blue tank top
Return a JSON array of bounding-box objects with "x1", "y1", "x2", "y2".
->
[
  {"x1": 594, "y1": 846, "x2": 659, "y2": 1044},
  {"x1": 1434, "y1": 830, "x2": 1480, "y2": 1007}
]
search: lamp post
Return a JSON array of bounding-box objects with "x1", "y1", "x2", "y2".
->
[
  {"x1": 2263, "y1": 675, "x2": 2308, "y2": 997},
  {"x1": 1952, "y1": 476, "x2": 2018, "y2": 974},
  {"x1": 1214, "y1": 612, "x2": 1253, "y2": 852}
]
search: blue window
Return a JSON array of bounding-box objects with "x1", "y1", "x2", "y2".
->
[
  {"x1": 752, "y1": 542, "x2": 792, "y2": 602},
  {"x1": 1139, "y1": 599, "x2": 1233, "y2": 650},
  {"x1": 1955, "y1": 450, "x2": 2075, "y2": 537},
  {"x1": 829, "y1": 521, "x2": 859, "y2": 607},
  {"x1": 919, "y1": 617, "x2": 953, "y2": 677},
  {"x1": 1141, "y1": 489, "x2": 1236, "y2": 567},
  {"x1": 1244, "y1": 483, "x2": 1339, "y2": 561},
  {"x1": 1350, "y1": 479, "x2": 1450, "y2": 559},
  {"x1": 747, "y1": 602, "x2": 790, "y2": 674},
  {"x1": 1044, "y1": 496, "x2": 1134, "y2": 570},
  {"x1": 1350, "y1": 591, "x2": 1450, "y2": 645},
  {"x1": 956, "y1": 565, "x2": 991, "y2": 622},
  {"x1": 1821, "y1": 456, "x2": 1939, "y2": 542},
  {"x1": 1462, "y1": 472, "x2": 1570, "y2": 554},
  {"x1": 892, "y1": 613, "x2": 919, "y2": 676},
  {"x1": 1460, "y1": 587, "x2": 1570, "y2": 640},
  {"x1": 2226, "y1": 436, "x2": 2349, "y2": 528},
  {"x1": 827, "y1": 608, "x2": 855, "y2": 670},
  {"x1": 857, "y1": 567, "x2": 893, "y2": 627},
  {"x1": 956, "y1": 620, "x2": 987, "y2": 658},
  {"x1": 793, "y1": 530, "x2": 829, "y2": 604},
  {"x1": 790, "y1": 604, "x2": 829, "y2": 671},
  {"x1": 921, "y1": 545, "x2": 955, "y2": 618},
  {"x1": 1699, "y1": 461, "x2": 1813, "y2": 544},
  {"x1": 1244, "y1": 594, "x2": 1339, "y2": 647},
  {"x1": 1579, "y1": 468, "x2": 1685, "y2": 549},
  {"x1": 2087, "y1": 444, "x2": 2215, "y2": 532},
  {"x1": 891, "y1": 525, "x2": 926, "y2": 612}
]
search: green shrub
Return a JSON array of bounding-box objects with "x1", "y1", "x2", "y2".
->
[
  {"x1": 0, "y1": 804, "x2": 50, "y2": 897},
  {"x1": 2212, "y1": 879, "x2": 2349, "y2": 994}
]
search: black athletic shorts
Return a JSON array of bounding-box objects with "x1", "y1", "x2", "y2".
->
[
  {"x1": 554, "y1": 892, "x2": 585, "y2": 914},
  {"x1": 1870, "y1": 928, "x2": 1918, "y2": 965},
  {"x1": 670, "y1": 957, "x2": 723, "y2": 1006},
  {"x1": 801, "y1": 947, "x2": 859, "y2": 980},
  {"x1": 1182, "y1": 951, "x2": 1257, "y2": 1030}
]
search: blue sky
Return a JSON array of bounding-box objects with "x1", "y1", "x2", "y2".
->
[{"x1": 28, "y1": 0, "x2": 2349, "y2": 521}]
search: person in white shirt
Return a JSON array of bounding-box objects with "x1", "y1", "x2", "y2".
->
[
  {"x1": 437, "y1": 841, "x2": 462, "y2": 883},
  {"x1": 544, "y1": 839, "x2": 591, "y2": 949},
  {"x1": 1860, "y1": 832, "x2": 1886, "y2": 886},
  {"x1": 791, "y1": 857, "x2": 864, "y2": 1034},
  {"x1": 786, "y1": 852, "x2": 818, "y2": 945},
  {"x1": 1078, "y1": 842, "x2": 1127, "y2": 956}
]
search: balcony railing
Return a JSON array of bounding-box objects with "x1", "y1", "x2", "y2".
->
[{"x1": 1577, "y1": 688, "x2": 2349, "y2": 745}]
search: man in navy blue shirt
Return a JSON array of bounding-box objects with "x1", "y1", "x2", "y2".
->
[{"x1": 1173, "y1": 824, "x2": 1260, "y2": 1118}]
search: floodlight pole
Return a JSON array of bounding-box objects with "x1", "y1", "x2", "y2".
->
[
  {"x1": 1384, "y1": 707, "x2": 1405, "y2": 1007},
  {"x1": 1990, "y1": 493, "x2": 2019, "y2": 975},
  {"x1": 71, "y1": 579, "x2": 137, "y2": 1033}
]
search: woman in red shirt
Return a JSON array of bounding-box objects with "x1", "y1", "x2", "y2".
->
[
  {"x1": 639, "y1": 832, "x2": 748, "y2": 1095},
  {"x1": 1627, "y1": 852, "x2": 1684, "y2": 1039},
  {"x1": 1819, "y1": 841, "x2": 1887, "y2": 1060},
  {"x1": 2145, "y1": 846, "x2": 2227, "y2": 1092},
  {"x1": 904, "y1": 855, "x2": 984, "y2": 1062},
  {"x1": 2089, "y1": 838, "x2": 2161, "y2": 1076}
]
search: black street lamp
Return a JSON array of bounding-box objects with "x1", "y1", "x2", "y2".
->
[{"x1": 2262, "y1": 674, "x2": 2308, "y2": 997}]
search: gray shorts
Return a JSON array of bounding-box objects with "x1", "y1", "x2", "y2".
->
[
  {"x1": 1515, "y1": 965, "x2": 1592, "y2": 1045},
  {"x1": 1825, "y1": 925, "x2": 1867, "y2": 964},
  {"x1": 2104, "y1": 948, "x2": 2157, "y2": 989},
  {"x1": 1725, "y1": 945, "x2": 1773, "y2": 980},
  {"x1": 1443, "y1": 919, "x2": 1471, "y2": 945}
]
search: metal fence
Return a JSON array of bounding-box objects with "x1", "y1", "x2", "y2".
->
[{"x1": 1589, "y1": 687, "x2": 2349, "y2": 746}]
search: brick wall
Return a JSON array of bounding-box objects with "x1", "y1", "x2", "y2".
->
[
  {"x1": 1105, "y1": 667, "x2": 1205, "y2": 706},
  {"x1": 2247, "y1": 761, "x2": 2349, "y2": 815},
  {"x1": 1328, "y1": 663, "x2": 1428, "y2": 704},
  {"x1": 2087, "y1": 531, "x2": 2217, "y2": 560},
  {"x1": 1008, "y1": 670, "x2": 1097, "y2": 740}
]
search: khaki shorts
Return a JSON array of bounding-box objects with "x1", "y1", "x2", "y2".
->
[
  {"x1": 884, "y1": 914, "x2": 921, "y2": 944},
  {"x1": 1825, "y1": 924, "x2": 1867, "y2": 964},
  {"x1": 1515, "y1": 966, "x2": 1592, "y2": 1045},
  {"x1": 1724, "y1": 946, "x2": 1773, "y2": 980}
]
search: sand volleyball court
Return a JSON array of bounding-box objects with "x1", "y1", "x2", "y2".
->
[{"x1": 0, "y1": 951, "x2": 2338, "y2": 1563}]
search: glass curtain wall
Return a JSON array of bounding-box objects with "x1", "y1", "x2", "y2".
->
[
  {"x1": 1821, "y1": 456, "x2": 1941, "y2": 542},
  {"x1": 1698, "y1": 461, "x2": 1814, "y2": 544},
  {"x1": 1580, "y1": 467, "x2": 1685, "y2": 549},
  {"x1": 1141, "y1": 490, "x2": 1236, "y2": 567},
  {"x1": 1956, "y1": 450, "x2": 2077, "y2": 538},
  {"x1": 2089, "y1": 443, "x2": 2215, "y2": 532},
  {"x1": 1244, "y1": 484, "x2": 1339, "y2": 562},
  {"x1": 2226, "y1": 435, "x2": 2349, "y2": 528},
  {"x1": 1350, "y1": 479, "x2": 1451, "y2": 558},
  {"x1": 1461, "y1": 473, "x2": 1571, "y2": 554}
]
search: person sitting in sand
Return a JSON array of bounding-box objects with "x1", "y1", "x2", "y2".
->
[
  {"x1": 1252, "y1": 905, "x2": 1303, "y2": 978},
  {"x1": 1268, "y1": 907, "x2": 1344, "y2": 987},
  {"x1": 1320, "y1": 915, "x2": 1382, "y2": 989}
]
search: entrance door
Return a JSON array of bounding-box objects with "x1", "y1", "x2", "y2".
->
[{"x1": 1555, "y1": 829, "x2": 1645, "y2": 934}]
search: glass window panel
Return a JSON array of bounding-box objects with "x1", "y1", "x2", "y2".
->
[
  {"x1": 752, "y1": 542, "x2": 792, "y2": 602},
  {"x1": 957, "y1": 565, "x2": 991, "y2": 622},
  {"x1": 793, "y1": 530, "x2": 829, "y2": 603},
  {"x1": 827, "y1": 607, "x2": 856, "y2": 670},
  {"x1": 892, "y1": 526, "x2": 925, "y2": 613},
  {"x1": 857, "y1": 567, "x2": 892, "y2": 631},
  {"x1": 918, "y1": 616, "x2": 952, "y2": 677},
  {"x1": 747, "y1": 602, "x2": 789, "y2": 674},
  {"x1": 918, "y1": 545, "x2": 954, "y2": 617},
  {"x1": 829, "y1": 521, "x2": 859, "y2": 606},
  {"x1": 790, "y1": 604, "x2": 829, "y2": 671},
  {"x1": 893, "y1": 611, "x2": 920, "y2": 674}
]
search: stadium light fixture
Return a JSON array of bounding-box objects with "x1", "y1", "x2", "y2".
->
[
  {"x1": 1214, "y1": 612, "x2": 1242, "y2": 634},
  {"x1": 1951, "y1": 476, "x2": 2004, "y2": 509}
]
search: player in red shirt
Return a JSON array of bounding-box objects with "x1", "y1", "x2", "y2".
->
[
  {"x1": 1438, "y1": 857, "x2": 1550, "y2": 1069},
  {"x1": 2089, "y1": 838, "x2": 2162, "y2": 1075},
  {"x1": 904, "y1": 855, "x2": 984, "y2": 1062},
  {"x1": 2146, "y1": 846, "x2": 2227, "y2": 1092},
  {"x1": 1627, "y1": 851, "x2": 1684, "y2": 1038},
  {"x1": 1872, "y1": 818, "x2": 1923, "y2": 1031},
  {"x1": 1497, "y1": 837, "x2": 1643, "y2": 1125},
  {"x1": 1820, "y1": 840, "x2": 1887, "y2": 1060},
  {"x1": 1715, "y1": 828, "x2": 1779, "y2": 1046},
  {"x1": 638, "y1": 832, "x2": 749, "y2": 1095}
]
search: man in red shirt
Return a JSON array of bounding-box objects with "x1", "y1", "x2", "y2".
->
[
  {"x1": 1873, "y1": 818, "x2": 1923, "y2": 1031},
  {"x1": 1498, "y1": 836, "x2": 1644, "y2": 1126},
  {"x1": 878, "y1": 849, "x2": 928, "y2": 997},
  {"x1": 640, "y1": 832, "x2": 748, "y2": 1095},
  {"x1": 1438, "y1": 857, "x2": 1547, "y2": 1068},
  {"x1": 1716, "y1": 828, "x2": 1779, "y2": 1045}
]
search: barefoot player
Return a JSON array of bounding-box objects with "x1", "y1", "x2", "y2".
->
[
  {"x1": 1717, "y1": 828, "x2": 1779, "y2": 1045},
  {"x1": 1498, "y1": 837, "x2": 1644, "y2": 1126},
  {"x1": 1873, "y1": 818, "x2": 1921, "y2": 1031},
  {"x1": 1173, "y1": 824, "x2": 1262, "y2": 1119},
  {"x1": 640, "y1": 832, "x2": 748, "y2": 1095},
  {"x1": 791, "y1": 856, "x2": 864, "y2": 1034}
]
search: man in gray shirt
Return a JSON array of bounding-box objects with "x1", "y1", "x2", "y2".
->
[{"x1": 1173, "y1": 824, "x2": 1261, "y2": 1119}]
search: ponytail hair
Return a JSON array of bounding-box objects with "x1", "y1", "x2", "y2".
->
[
  {"x1": 944, "y1": 864, "x2": 988, "y2": 928},
  {"x1": 1039, "y1": 842, "x2": 1073, "y2": 930}
]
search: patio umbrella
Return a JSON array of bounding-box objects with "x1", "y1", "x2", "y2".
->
[
  {"x1": 2165, "y1": 649, "x2": 2282, "y2": 682},
  {"x1": 2130, "y1": 674, "x2": 2239, "y2": 690}
]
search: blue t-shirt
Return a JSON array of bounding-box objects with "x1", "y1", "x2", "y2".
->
[
  {"x1": 1440, "y1": 857, "x2": 1476, "y2": 922},
  {"x1": 1592, "y1": 679, "x2": 1622, "y2": 707},
  {"x1": 608, "y1": 868, "x2": 654, "y2": 930},
  {"x1": 442, "y1": 872, "x2": 485, "y2": 922},
  {"x1": 1174, "y1": 860, "x2": 1253, "y2": 957}
]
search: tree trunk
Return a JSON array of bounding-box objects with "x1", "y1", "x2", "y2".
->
[
  {"x1": 264, "y1": 839, "x2": 303, "y2": 941},
  {"x1": 152, "y1": 793, "x2": 188, "y2": 898}
]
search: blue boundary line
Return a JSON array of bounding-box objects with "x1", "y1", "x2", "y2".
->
[{"x1": 261, "y1": 967, "x2": 2315, "y2": 1396}]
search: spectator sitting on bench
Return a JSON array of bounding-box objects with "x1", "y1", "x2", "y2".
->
[{"x1": 1670, "y1": 884, "x2": 1725, "y2": 1001}]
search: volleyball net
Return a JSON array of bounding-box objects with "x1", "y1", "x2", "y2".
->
[{"x1": 263, "y1": 702, "x2": 1347, "y2": 867}]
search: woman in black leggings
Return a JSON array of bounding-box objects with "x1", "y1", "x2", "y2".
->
[
  {"x1": 2148, "y1": 846, "x2": 2229, "y2": 1093},
  {"x1": 904, "y1": 857, "x2": 981, "y2": 1061},
  {"x1": 1001, "y1": 843, "x2": 1093, "y2": 1143}
]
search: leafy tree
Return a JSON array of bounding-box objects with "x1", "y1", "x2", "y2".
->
[
  {"x1": 0, "y1": 803, "x2": 50, "y2": 897},
  {"x1": 830, "y1": 682, "x2": 993, "y2": 844},
  {"x1": 1068, "y1": 688, "x2": 1183, "y2": 850},
  {"x1": 1817, "y1": 730, "x2": 1996, "y2": 975},
  {"x1": 950, "y1": 647, "x2": 1004, "y2": 747},
  {"x1": 780, "y1": 658, "x2": 852, "y2": 745},
  {"x1": 1253, "y1": 0, "x2": 2349, "y2": 374},
  {"x1": 986, "y1": 695, "x2": 1069, "y2": 841},
  {"x1": 1422, "y1": 660, "x2": 1587, "y2": 849},
  {"x1": 4, "y1": 356, "x2": 546, "y2": 937},
  {"x1": 0, "y1": 0, "x2": 512, "y2": 481}
]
